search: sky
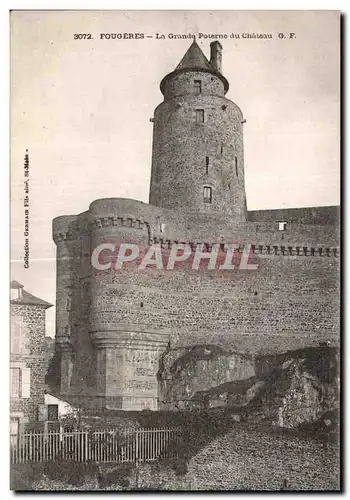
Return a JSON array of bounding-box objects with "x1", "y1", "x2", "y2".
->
[{"x1": 10, "y1": 10, "x2": 340, "y2": 337}]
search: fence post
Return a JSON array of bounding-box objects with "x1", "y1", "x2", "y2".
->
[
  {"x1": 29, "y1": 432, "x2": 33, "y2": 462},
  {"x1": 135, "y1": 429, "x2": 139, "y2": 463},
  {"x1": 85, "y1": 431, "x2": 88, "y2": 462}
]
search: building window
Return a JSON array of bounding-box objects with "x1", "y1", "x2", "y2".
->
[
  {"x1": 10, "y1": 417, "x2": 20, "y2": 435},
  {"x1": 10, "y1": 285, "x2": 23, "y2": 301},
  {"x1": 205, "y1": 156, "x2": 209, "y2": 175},
  {"x1": 278, "y1": 222, "x2": 287, "y2": 231},
  {"x1": 11, "y1": 323, "x2": 22, "y2": 353},
  {"x1": 47, "y1": 404, "x2": 59, "y2": 422},
  {"x1": 195, "y1": 109, "x2": 204, "y2": 124},
  {"x1": 203, "y1": 186, "x2": 213, "y2": 204},
  {"x1": 194, "y1": 80, "x2": 202, "y2": 96},
  {"x1": 11, "y1": 368, "x2": 21, "y2": 398},
  {"x1": 235, "y1": 157, "x2": 238, "y2": 176},
  {"x1": 221, "y1": 144, "x2": 224, "y2": 154}
]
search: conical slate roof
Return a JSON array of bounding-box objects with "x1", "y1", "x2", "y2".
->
[
  {"x1": 160, "y1": 40, "x2": 229, "y2": 95},
  {"x1": 175, "y1": 40, "x2": 213, "y2": 72}
]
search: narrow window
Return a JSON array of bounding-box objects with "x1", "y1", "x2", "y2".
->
[
  {"x1": 194, "y1": 80, "x2": 202, "y2": 96},
  {"x1": 11, "y1": 323, "x2": 21, "y2": 353},
  {"x1": 11, "y1": 368, "x2": 21, "y2": 398},
  {"x1": 235, "y1": 157, "x2": 238, "y2": 176},
  {"x1": 203, "y1": 186, "x2": 212, "y2": 204},
  {"x1": 221, "y1": 144, "x2": 224, "y2": 154},
  {"x1": 205, "y1": 156, "x2": 209, "y2": 175},
  {"x1": 47, "y1": 404, "x2": 59, "y2": 422},
  {"x1": 196, "y1": 109, "x2": 204, "y2": 124},
  {"x1": 10, "y1": 417, "x2": 19, "y2": 435},
  {"x1": 278, "y1": 222, "x2": 287, "y2": 231}
]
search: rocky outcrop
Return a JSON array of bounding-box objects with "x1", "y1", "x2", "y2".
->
[
  {"x1": 257, "y1": 355, "x2": 338, "y2": 429},
  {"x1": 158, "y1": 345, "x2": 339, "y2": 430},
  {"x1": 158, "y1": 344, "x2": 255, "y2": 411}
]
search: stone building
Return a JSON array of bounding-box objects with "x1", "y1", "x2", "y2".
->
[
  {"x1": 10, "y1": 281, "x2": 53, "y2": 432},
  {"x1": 51, "y1": 41, "x2": 340, "y2": 412}
]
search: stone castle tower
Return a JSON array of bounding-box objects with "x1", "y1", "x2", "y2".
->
[
  {"x1": 150, "y1": 41, "x2": 247, "y2": 220},
  {"x1": 51, "y1": 41, "x2": 339, "y2": 412}
]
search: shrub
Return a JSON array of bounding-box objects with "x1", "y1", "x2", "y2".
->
[{"x1": 44, "y1": 460, "x2": 99, "y2": 486}]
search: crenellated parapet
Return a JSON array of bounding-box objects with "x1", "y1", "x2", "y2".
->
[
  {"x1": 249, "y1": 244, "x2": 340, "y2": 257},
  {"x1": 87, "y1": 198, "x2": 165, "y2": 248},
  {"x1": 151, "y1": 237, "x2": 340, "y2": 257},
  {"x1": 91, "y1": 215, "x2": 150, "y2": 232},
  {"x1": 53, "y1": 215, "x2": 80, "y2": 243},
  {"x1": 53, "y1": 231, "x2": 76, "y2": 242}
]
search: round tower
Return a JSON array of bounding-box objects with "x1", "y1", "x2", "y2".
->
[{"x1": 149, "y1": 40, "x2": 247, "y2": 221}]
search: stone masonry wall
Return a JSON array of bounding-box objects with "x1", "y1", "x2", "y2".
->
[
  {"x1": 92, "y1": 253, "x2": 339, "y2": 355},
  {"x1": 162, "y1": 70, "x2": 226, "y2": 100},
  {"x1": 11, "y1": 304, "x2": 49, "y2": 421},
  {"x1": 248, "y1": 206, "x2": 340, "y2": 225},
  {"x1": 52, "y1": 197, "x2": 339, "y2": 408},
  {"x1": 185, "y1": 428, "x2": 339, "y2": 490}
]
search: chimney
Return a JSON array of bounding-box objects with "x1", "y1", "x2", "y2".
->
[{"x1": 210, "y1": 41, "x2": 223, "y2": 72}]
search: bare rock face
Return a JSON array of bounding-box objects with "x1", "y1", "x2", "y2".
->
[
  {"x1": 257, "y1": 348, "x2": 339, "y2": 429},
  {"x1": 158, "y1": 345, "x2": 255, "y2": 411},
  {"x1": 158, "y1": 345, "x2": 339, "y2": 430}
]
